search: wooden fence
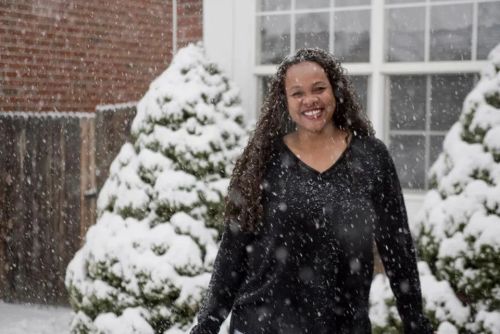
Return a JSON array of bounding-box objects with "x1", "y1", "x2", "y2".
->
[{"x1": 0, "y1": 105, "x2": 135, "y2": 305}]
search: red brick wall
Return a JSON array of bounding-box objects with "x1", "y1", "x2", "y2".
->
[
  {"x1": 0, "y1": 0, "x2": 203, "y2": 113},
  {"x1": 176, "y1": 0, "x2": 203, "y2": 48}
]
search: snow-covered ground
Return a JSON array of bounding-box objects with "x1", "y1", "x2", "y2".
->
[{"x1": 0, "y1": 301, "x2": 72, "y2": 334}]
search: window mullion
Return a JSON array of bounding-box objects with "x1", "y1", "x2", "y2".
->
[
  {"x1": 425, "y1": 0, "x2": 430, "y2": 62},
  {"x1": 329, "y1": 0, "x2": 334, "y2": 53},
  {"x1": 291, "y1": 0, "x2": 296, "y2": 54},
  {"x1": 371, "y1": 0, "x2": 385, "y2": 138},
  {"x1": 381, "y1": 61, "x2": 486, "y2": 74},
  {"x1": 471, "y1": 0, "x2": 478, "y2": 60},
  {"x1": 425, "y1": 75, "x2": 432, "y2": 190}
]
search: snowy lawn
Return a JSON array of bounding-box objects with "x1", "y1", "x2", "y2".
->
[{"x1": 0, "y1": 301, "x2": 72, "y2": 334}]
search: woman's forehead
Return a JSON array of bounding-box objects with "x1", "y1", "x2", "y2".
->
[
  {"x1": 284, "y1": 61, "x2": 329, "y2": 85},
  {"x1": 287, "y1": 61, "x2": 325, "y2": 72}
]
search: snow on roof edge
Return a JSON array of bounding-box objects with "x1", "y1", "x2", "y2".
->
[
  {"x1": 0, "y1": 111, "x2": 95, "y2": 119},
  {"x1": 95, "y1": 101, "x2": 137, "y2": 112}
]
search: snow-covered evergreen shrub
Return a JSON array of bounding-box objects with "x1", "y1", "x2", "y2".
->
[
  {"x1": 370, "y1": 263, "x2": 471, "y2": 334},
  {"x1": 370, "y1": 44, "x2": 500, "y2": 334},
  {"x1": 65, "y1": 43, "x2": 247, "y2": 334}
]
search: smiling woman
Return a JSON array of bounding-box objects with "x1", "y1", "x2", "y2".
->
[
  {"x1": 285, "y1": 61, "x2": 336, "y2": 132},
  {"x1": 190, "y1": 48, "x2": 434, "y2": 334},
  {"x1": 283, "y1": 61, "x2": 345, "y2": 174}
]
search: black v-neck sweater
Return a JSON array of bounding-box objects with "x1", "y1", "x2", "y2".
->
[{"x1": 191, "y1": 135, "x2": 433, "y2": 334}]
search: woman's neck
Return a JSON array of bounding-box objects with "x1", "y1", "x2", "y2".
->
[{"x1": 293, "y1": 124, "x2": 346, "y2": 150}]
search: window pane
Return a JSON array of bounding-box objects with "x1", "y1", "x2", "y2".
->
[
  {"x1": 386, "y1": 7, "x2": 425, "y2": 62},
  {"x1": 296, "y1": 13, "x2": 329, "y2": 50},
  {"x1": 334, "y1": 10, "x2": 370, "y2": 62},
  {"x1": 336, "y1": 0, "x2": 371, "y2": 6},
  {"x1": 389, "y1": 76, "x2": 426, "y2": 131},
  {"x1": 478, "y1": 2, "x2": 500, "y2": 60},
  {"x1": 258, "y1": 15, "x2": 291, "y2": 64},
  {"x1": 350, "y1": 76, "x2": 368, "y2": 114},
  {"x1": 430, "y1": 4, "x2": 472, "y2": 61},
  {"x1": 430, "y1": 135, "x2": 445, "y2": 167},
  {"x1": 389, "y1": 135, "x2": 426, "y2": 189},
  {"x1": 430, "y1": 74, "x2": 475, "y2": 131},
  {"x1": 258, "y1": 0, "x2": 291, "y2": 11},
  {"x1": 296, "y1": 0, "x2": 330, "y2": 9}
]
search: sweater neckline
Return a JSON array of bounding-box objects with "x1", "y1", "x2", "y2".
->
[{"x1": 280, "y1": 134, "x2": 354, "y2": 176}]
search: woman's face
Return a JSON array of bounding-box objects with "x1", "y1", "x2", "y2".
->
[{"x1": 284, "y1": 61, "x2": 336, "y2": 134}]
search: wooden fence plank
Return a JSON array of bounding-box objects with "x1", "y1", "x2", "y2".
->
[
  {"x1": 5, "y1": 116, "x2": 27, "y2": 302},
  {"x1": 24, "y1": 115, "x2": 48, "y2": 302},
  {"x1": 0, "y1": 115, "x2": 17, "y2": 299},
  {"x1": 59, "y1": 116, "x2": 84, "y2": 304},
  {"x1": 32, "y1": 116, "x2": 52, "y2": 303},
  {"x1": 80, "y1": 117, "x2": 97, "y2": 241},
  {"x1": 13, "y1": 115, "x2": 31, "y2": 302},
  {"x1": 0, "y1": 108, "x2": 134, "y2": 305},
  {"x1": 0, "y1": 116, "x2": 7, "y2": 297},
  {"x1": 52, "y1": 116, "x2": 67, "y2": 304}
]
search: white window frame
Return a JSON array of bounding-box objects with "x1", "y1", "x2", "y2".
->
[{"x1": 204, "y1": 0, "x2": 494, "y2": 218}]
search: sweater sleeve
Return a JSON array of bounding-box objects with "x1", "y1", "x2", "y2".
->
[
  {"x1": 372, "y1": 141, "x2": 434, "y2": 334},
  {"x1": 190, "y1": 220, "x2": 252, "y2": 334}
]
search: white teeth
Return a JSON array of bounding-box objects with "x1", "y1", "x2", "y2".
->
[{"x1": 303, "y1": 109, "x2": 321, "y2": 116}]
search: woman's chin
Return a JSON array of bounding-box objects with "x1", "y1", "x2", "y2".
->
[{"x1": 297, "y1": 123, "x2": 330, "y2": 134}]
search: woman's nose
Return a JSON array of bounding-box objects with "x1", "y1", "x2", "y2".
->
[{"x1": 302, "y1": 94, "x2": 319, "y2": 106}]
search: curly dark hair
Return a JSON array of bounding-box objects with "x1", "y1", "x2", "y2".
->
[{"x1": 224, "y1": 48, "x2": 375, "y2": 232}]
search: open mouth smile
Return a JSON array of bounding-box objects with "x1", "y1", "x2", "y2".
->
[{"x1": 302, "y1": 108, "x2": 323, "y2": 120}]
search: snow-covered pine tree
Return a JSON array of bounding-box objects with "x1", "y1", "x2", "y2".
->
[
  {"x1": 370, "y1": 44, "x2": 500, "y2": 334},
  {"x1": 65, "y1": 43, "x2": 247, "y2": 334}
]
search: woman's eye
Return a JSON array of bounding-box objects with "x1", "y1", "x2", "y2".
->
[
  {"x1": 314, "y1": 87, "x2": 326, "y2": 92},
  {"x1": 291, "y1": 92, "x2": 303, "y2": 97}
]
